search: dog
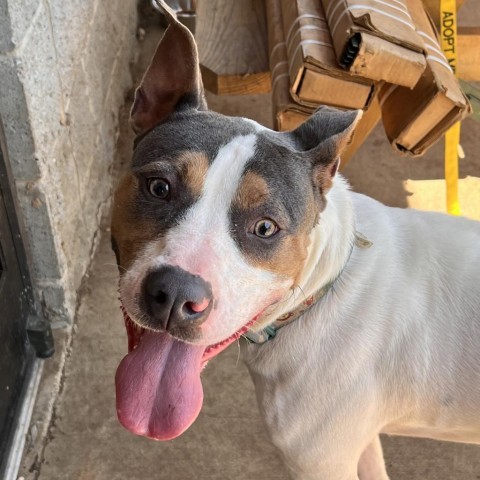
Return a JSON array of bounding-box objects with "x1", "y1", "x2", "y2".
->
[{"x1": 111, "y1": 2, "x2": 480, "y2": 479}]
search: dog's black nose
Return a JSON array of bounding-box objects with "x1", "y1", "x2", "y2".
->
[{"x1": 142, "y1": 265, "x2": 213, "y2": 331}]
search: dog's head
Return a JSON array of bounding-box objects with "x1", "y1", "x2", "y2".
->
[{"x1": 112, "y1": 0, "x2": 360, "y2": 442}]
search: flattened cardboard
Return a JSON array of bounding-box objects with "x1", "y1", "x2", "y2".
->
[
  {"x1": 281, "y1": 0, "x2": 373, "y2": 110},
  {"x1": 321, "y1": 0, "x2": 426, "y2": 87},
  {"x1": 266, "y1": 0, "x2": 313, "y2": 130},
  {"x1": 379, "y1": 0, "x2": 471, "y2": 156},
  {"x1": 267, "y1": 0, "x2": 381, "y2": 162}
]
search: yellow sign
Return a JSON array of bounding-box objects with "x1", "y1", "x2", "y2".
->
[{"x1": 440, "y1": 0, "x2": 461, "y2": 215}]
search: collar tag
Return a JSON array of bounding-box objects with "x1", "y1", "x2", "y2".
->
[
  {"x1": 354, "y1": 231, "x2": 373, "y2": 249},
  {"x1": 243, "y1": 325, "x2": 277, "y2": 344}
]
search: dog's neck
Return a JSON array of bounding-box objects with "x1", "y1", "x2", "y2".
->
[{"x1": 254, "y1": 175, "x2": 356, "y2": 331}]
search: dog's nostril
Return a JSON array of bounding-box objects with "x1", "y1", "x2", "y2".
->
[
  {"x1": 153, "y1": 291, "x2": 169, "y2": 305},
  {"x1": 184, "y1": 299, "x2": 210, "y2": 315}
]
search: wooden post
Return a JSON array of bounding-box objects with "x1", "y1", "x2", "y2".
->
[
  {"x1": 195, "y1": 0, "x2": 271, "y2": 95},
  {"x1": 341, "y1": 98, "x2": 382, "y2": 166}
]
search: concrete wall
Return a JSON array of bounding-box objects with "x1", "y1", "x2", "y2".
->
[{"x1": 0, "y1": 0, "x2": 138, "y2": 325}]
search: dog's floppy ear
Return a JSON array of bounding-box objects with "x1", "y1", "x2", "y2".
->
[
  {"x1": 291, "y1": 107, "x2": 362, "y2": 192},
  {"x1": 130, "y1": 0, "x2": 207, "y2": 135}
]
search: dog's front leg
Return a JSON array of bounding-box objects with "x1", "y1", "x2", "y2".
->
[
  {"x1": 266, "y1": 427, "x2": 367, "y2": 480},
  {"x1": 282, "y1": 458, "x2": 360, "y2": 480},
  {"x1": 272, "y1": 449, "x2": 360, "y2": 480},
  {"x1": 286, "y1": 436, "x2": 389, "y2": 480},
  {"x1": 246, "y1": 348, "x2": 384, "y2": 480},
  {"x1": 357, "y1": 436, "x2": 389, "y2": 480}
]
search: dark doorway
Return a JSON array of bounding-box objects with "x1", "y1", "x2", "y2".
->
[{"x1": 0, "y1": 118, "x2": 54, "y2": 475}]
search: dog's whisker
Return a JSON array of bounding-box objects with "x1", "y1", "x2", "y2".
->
[
  {"x1": 234, "y1": 339, "x2": 242, "y2": 368},
  {"x1": 296, "y1": 284, "x2": 308, "y2": 303},
  {"x1": 103, "y1": 262, "x2": 127, "y2": 272},
  {"x1": 270, "y1": 289, "x2": 296, "y2": 309},
  {"x1": 291, "y1": 286, "x2": 298, "y2": 306}
]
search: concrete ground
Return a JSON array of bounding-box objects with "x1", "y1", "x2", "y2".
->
[{"x1": 19, "y1": 10, "x2": 480, "y2": 480}]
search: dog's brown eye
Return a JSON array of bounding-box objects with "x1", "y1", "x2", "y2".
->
[
  {"x1": 253, "y1": 219, "x2": 278, "y2": 238},
  {"x1": 148, "y1": 178, "x2": 170, "y2": 199}
]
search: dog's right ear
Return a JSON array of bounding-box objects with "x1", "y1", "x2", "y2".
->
[{"x1": 130, "y1": 0, "x2": 207, "y2": 135}]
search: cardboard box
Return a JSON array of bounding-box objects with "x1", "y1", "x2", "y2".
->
[
  {"x1": 379, "y1": 0, "x2": 471, "y2": 156},
  {"x1": 267, "y1": 0, "x2": 381, "y2": 159},
  {"x1": 281, "y1": 0, "x2": 374, "y2": 110},
  {"x1": 266, "y1": 0, "x2": 314, "y2": 130},
  {"x1": 320, "y1": 0, "x2": 426, "y2": 87}
]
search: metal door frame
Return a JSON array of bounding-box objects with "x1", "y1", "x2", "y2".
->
[{"x1": 0, "y1": 116, "x2": 54, "y2": 478}]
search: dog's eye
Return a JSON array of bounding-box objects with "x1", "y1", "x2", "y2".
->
[
  {"x1": 148, "y1": 178, "x2": 170, "y2": 199},
  {"x1": 253, "y1": 219, "x2": 278, "y2": 238}
]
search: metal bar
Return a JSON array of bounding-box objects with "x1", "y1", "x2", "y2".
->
[{"x1": 2, "y1": 359, "x2": 43, "y2": 480}]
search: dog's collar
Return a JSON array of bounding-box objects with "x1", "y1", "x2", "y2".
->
[
  {"x1": 242, "y1": 280, "x2": 336, "y2": 344},
  {"x1": 242, "y1": 231, "x2": 372, "y2": 345}
]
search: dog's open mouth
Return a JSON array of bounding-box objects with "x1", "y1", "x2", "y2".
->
[{"x1": 115, "y1": 305, "x2": 257, "y2": 441}]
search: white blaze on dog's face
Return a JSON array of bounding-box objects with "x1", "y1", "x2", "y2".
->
[{"x1": 111, "y1": 0, "x2": 361, "y2": 443}]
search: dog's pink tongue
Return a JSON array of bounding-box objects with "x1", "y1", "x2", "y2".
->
[{"x1": 115, "y1": 330, "x2": 205, "y2": 440}]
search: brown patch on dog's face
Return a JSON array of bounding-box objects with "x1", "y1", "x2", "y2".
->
[
  {"x1": 249, "y1": 196, "x2": 317, "y2": 285},
  {"x1": 230, "y1": 162, "x2": 319, "y2": 287},
  {"x1": 177, "y1": 152, "x2": 209, "y2": 197},
  {"x1": 256, "y1": 232, "x2": 311, "y2": 283},
  {"x1": 232, "y1": 171, "x2": 269, "y2": 211},
  {"x1": 111, "y1": 175, "x2": 159, "y2": 272},
  {"x1": 111, "y1": 151, "x2": 209, "y2": 273}
]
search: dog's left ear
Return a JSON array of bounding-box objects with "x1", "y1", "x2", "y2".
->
[
  {"x1": 130, "y1": 0, "x2": 207, "y2": 135},
  {"x1": 290, "y1": 107, "x2": 362, "y2": 192}
]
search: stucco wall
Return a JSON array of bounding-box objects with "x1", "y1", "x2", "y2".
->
[{"x1": 0, "y1": 0, "x2": 138, "y2": 324}]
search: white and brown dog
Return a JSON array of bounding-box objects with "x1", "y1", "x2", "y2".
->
[{"x1": 111, "y1": 3, "x2": 480, "y2": 479}]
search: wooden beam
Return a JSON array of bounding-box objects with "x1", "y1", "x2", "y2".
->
[
  {"x1": 422, "y1": 0, "x2": 466, "y2": 26},
  {"x1": 341, "y1": 97, "x2": 382, "y2": 166},
  {"x1": 195, "y1": 0, "x2": 271, "y2": 95},
  {"x1": 458, "y1": 27, "x2": 480, "y2": 81}
]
